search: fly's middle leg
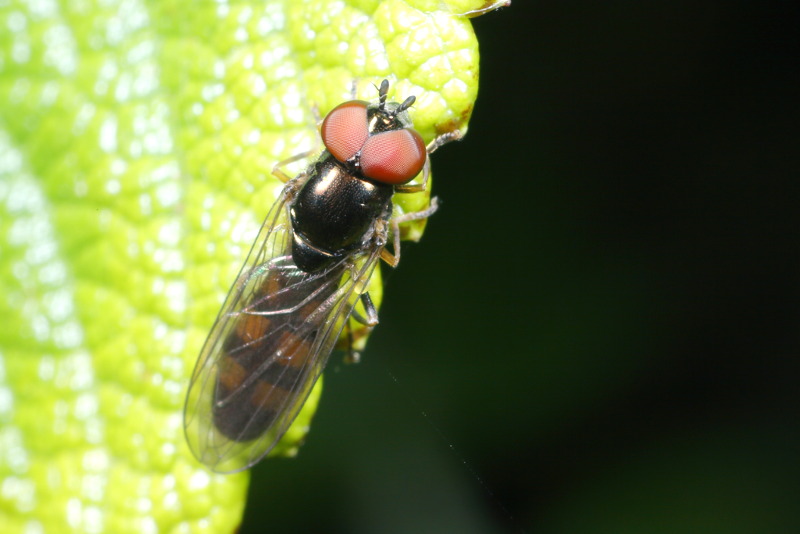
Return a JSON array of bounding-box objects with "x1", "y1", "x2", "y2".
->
[{"x1": 379, "y1": 197, "x2": 439, "y2": 268}]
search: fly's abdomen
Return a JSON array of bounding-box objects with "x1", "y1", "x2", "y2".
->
[{"x1": 212, "y1": 259, "x2": 342, "y2": 442}]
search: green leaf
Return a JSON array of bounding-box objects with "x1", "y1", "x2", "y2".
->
[{"x1": 0, "y1": 0, "x2": 504, "y2": 531}]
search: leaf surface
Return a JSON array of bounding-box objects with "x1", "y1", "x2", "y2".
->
[{"x1": 0, "y1": 0, "x2": 503, "y2": 531}]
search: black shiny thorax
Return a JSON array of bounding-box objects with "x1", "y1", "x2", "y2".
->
[{"x1": 289, "y1": 152, "x2": 393, "y2": 273}]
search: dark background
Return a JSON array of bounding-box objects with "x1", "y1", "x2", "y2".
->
[{"x1": 242, "y1": 2, "x2": 800, "y2": 532}]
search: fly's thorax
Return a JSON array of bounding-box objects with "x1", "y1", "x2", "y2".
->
[{"x1": 289, "y1": 153, "x2": 393, "y2": 272}]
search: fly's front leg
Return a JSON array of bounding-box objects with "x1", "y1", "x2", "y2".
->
[
  {"x1": 426, "y1": 129, "x2": 464, "y2": 155},
  {"x1": 272, "y1": 150, "x2": 316, "y2": 183},
  {"x1": 272, "y1": 101, "x2": 328, "y2": 182},
  {"x1": 379, "y1": 197, "x2": 439, "y2": 268},
  {"x1": 394, "y1": 129, "x2": 463, "y2": 194},
  {"x1": 393, "y1": 156, "x2": 431, "y2": 194}
]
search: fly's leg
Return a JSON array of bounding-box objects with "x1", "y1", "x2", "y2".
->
[
  {"x1": 379, "y1": 197, "x2": 439, "y2": 268},
  {"x1": 426, "y1": 129, "x2": 464, "y2": 155},
  {"x1": 388, "y1": 128, "x2": 460, "y2": 257},
  {"x1": 342, "y1": 322, "x2": 361, "y2": 364},
  {"x1": 272, "y1": 99, "x2": 329, "y2": 182},
  {"x1": 349, "y1": 293, "x2": 379, "y2": 327},
  {"x1": 272, "y1": 150, "x2": 317, "y2": 183},
  {"x1": 342, "y1": 293, "x2": 379, "y2": 364},
  {"x1": 269, "y1": 152, "x2": 310, "y2": 261},
  {"x1": 393, "y1": 155, "x2": 431, "y2": 194},
  {"x1": 395, "y1": 130, "x2": 463, "y2": 194}
]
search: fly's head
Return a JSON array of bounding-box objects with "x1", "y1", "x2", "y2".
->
[{"x1": 320, "y1": 79, "x2": 427, "y2": 185}]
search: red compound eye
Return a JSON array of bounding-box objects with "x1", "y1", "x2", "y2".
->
[
  {"x1": 360, "y1": 128, "x2": 427, "y2": 184},
  {"x1": 321, "y1": 100, "x2": 369, "y2": 163}
]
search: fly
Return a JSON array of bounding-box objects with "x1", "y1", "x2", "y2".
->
[{"x1": 184, "y1": 80, "x2": 461, "y2": 473}]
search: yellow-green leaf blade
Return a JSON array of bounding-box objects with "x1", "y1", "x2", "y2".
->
[{"x1": 0, "y1": 0, "x2": 501, "y2": 531}]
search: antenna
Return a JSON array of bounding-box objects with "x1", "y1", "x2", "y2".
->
[
  {"x1": 378, "y1": 79, "x2": 390, "y2": 111},
  {"x1": 396, "y1": 95, "x2": 416, "y2": 114}
]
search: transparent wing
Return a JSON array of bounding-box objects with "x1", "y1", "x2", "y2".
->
[{"x1": 184, "y1": 181, "x2": 383, "y2": 473}]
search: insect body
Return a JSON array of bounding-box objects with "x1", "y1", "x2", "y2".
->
[{"x1": 184, "y1": 80, "x2": 457, "y2": 473}]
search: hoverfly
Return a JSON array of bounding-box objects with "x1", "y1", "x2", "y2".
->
[{"x1": 184, "y1": 80, "x2": 461, "y2": 472}]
